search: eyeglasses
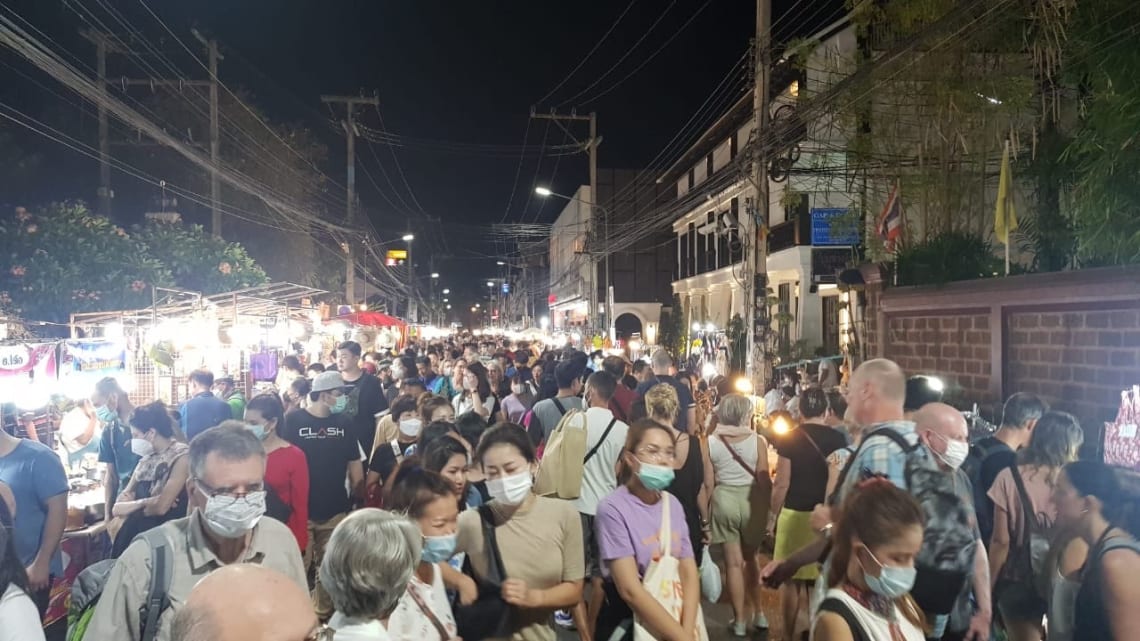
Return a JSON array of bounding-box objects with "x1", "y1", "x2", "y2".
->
[
  {"x1": 194, "y1": 479, "x2": 264, "y2": 500},
  {"x1": 634, "y1": 445, "x2": 675, "y2": 463}
]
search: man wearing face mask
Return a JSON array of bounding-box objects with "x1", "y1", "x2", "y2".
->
[
  {"x1": 282, "y1": 371, "x2": 364, "y2": 592},
  {"x1": 914, "y1": 403, "x2": 991, "y2": 641},
  {"x1": 87, "y1": 424, "x2": 306, "y2": 641},
  {"x1": 93, "y1": 376, "x2": 140, "y2": 522}
]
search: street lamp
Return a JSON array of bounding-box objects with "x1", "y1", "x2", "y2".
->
[
  {"x1": 401, "y1": 233, "x2": 414, "y2": 242},
  {"x1": 442, "y1": 288, "x2": 450, "y2": 295},
  {"x1": 497, "y1": 261, "x2": 505, "y2": 266},
  {"x1": 535, "y1": 186, "x2": 613, "y2": 337},
  {"x1": 431, "y1": 272, "x2": 440, "y2": 279}
]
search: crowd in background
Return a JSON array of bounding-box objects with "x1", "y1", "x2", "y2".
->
[{"x1": 0, "y1": 334, "x2": 1137, "y2": 641}]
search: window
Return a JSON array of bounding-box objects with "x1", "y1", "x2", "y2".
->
[
  {"x1": 822, "y1": 295, "x2": 840, "y2": 355},
  {"x1": 706, "y1": 154, "x2": 714, "y2": 179},
  {"x1": 694, "y1": 219, "x2": 708, "y2": 275},
  {"x1": 730, "y1": 134, "x2": 738, "y2": 159},
  {"x1": 679, "y1": 231, "x2": 690, "y2": 279},
  {"x1": 716, "y1": 210, "x2": 729, "y2": 270},
  {"x1": 688, "y1": 169, "x2": 695, "y2": 190}
]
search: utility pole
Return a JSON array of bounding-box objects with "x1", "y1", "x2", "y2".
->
[
  {"x1": 93, "y1": 32, "x2": 112, "y2": 217},
  {"x1": 321, "y1": 94, "x2": 380, "y2": 305},
  {"x1": 197, "y1": 35, "x2": 222, "y2": 237},
  {"x1": 748, "y1": 0, "x2": 772, "y2": 393},
  {"x1": 530, "y1": 109, "x2": 601, "y2": 333}
]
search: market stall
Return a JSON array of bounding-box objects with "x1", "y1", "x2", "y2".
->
[{"x1": 324, "y1": 310, "x2": 407, "y2": 355}]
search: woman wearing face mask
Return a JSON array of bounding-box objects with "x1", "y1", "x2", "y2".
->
[
  {"x1": 453, "y1": 363, "x2": 496, "y2": 422},
  {"x1": 245, "y1": 394, "x2": 309, "y2": 552},
  {"x1": 813, "y1": 478, "x2": 927, "y2": 641},
  {"x1": 109, "y1": 401, "x2": 190, "y2": 558},
  {"x1": 1051, "y1": 461, "x2": 1140, "y2": 641},
  {"x1": 385, "y1": 464, "x2": 462, "y2": 641},
  {"x1": 988, "y1": 411, "x2": 1083, "y2": 641},
  {"x1": 449, "y1": 424, "x2": 584, "y2": 641},
  {"x1": 595, "y1": 419, "x2": 700, "y2": 641},
  {"x1": 500, "y1": 372, "x2": 536, "y2": 424}
]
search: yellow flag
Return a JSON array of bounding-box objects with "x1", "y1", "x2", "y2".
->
[{"x1": 995, "y1": 140, "x2": 1018, "y2": 243}]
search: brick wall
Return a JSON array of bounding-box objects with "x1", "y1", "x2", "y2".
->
[
  {"x1": 1006, "y1": 308, "x2": 1140, "y2": 429},
  {"x1": 884, "y1": 314, "x2": 993, "y2": 403},
  {"x1": 861, "y1": 265, "x2": 1140, "y2": 450}
]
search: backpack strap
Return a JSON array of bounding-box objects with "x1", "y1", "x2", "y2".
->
[
  {"x1": 817, "y1": 597, "x2": 871, "y2": 641},
  {"x1": 831, "y1": 426, "x2": 911, "y2": 496},
  {"x1": 136, "y1": 528, "x2": 173, "y2": 641},
  {"x1": 551, "y1": 397, "x2": 567, "y2": 416},
  {"x1": 583, "y1": 418, "x2": 619, "y2": 464}
]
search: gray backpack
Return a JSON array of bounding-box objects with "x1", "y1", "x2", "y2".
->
[{"x1": 67, "y1": 528, "x2": 174, "y2": 641}]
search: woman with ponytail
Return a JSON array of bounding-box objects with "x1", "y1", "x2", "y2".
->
[
  {"x1": 813, "y1": 478, "x2": 926, "y2": 641},
  {"x1": 1051, "y1": 461, "x2": 1140, "y2": 641}
]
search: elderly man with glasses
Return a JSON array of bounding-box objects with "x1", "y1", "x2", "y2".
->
[{"x1": 88, "y1": 423, "x2": 306, "y2": 641}]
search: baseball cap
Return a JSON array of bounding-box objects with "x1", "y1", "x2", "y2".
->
[{"x1": 311, "y1": 371, "x2": 346, "y2": 394}]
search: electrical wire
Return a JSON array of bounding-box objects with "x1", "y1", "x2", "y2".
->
[{"x1": 534, "y1": 0, "x2": 639, "y2": 107}]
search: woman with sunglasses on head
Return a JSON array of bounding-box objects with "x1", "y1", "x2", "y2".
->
[
  {"x1": 812, "y1": 478, "x2": 927, "y2": 641},
  {"x1": 595, "y1": 419, "x2": 699, "y2": 641},
  {"x1": 384, "y1": 463, "x2": 461, "y2": 641}
]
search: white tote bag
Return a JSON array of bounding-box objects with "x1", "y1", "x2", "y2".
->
[{"x1": 633, "y1": 493, "x2": 710, "y2": 641}]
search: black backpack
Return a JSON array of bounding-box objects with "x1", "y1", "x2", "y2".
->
[
  {"x1": 961, "y1": 438, "x2": 1009, "y2": 543},
  {"x1": 838, "y1": 426, "x2": 978, "y2": 615}
]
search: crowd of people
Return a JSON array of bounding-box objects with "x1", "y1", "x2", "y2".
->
[{"x1": 0, "y1": 335, "x2": 1137, "y2": 641}]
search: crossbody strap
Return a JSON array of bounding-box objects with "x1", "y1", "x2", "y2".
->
[
  {"x1": 583, "y1": 418, "x2": 618, "y2": 464},
  {"x1": 817, "y1": 597, "x2": 871, "y2": 641},
  {"x1": 407, "y1": 579, "x2": 452, "y2": 640},
  {"x1": 478, "y1": 505, "x2": 508, "y2": 583},
  {"x1": 657, "y1": 491, "x2": 673, "y2": 558},
  {"x1": 799, "y1": 426, "x2": 828, "y2": 463},
  {"x1": 551, "y1": 397, "x2": 567, "y2": 416},
  {"x1": 1009, "y1": 464, "x2": 1040, "y2": 537},
  {"x1": 721, "y1": 435, "x2": 763, "y2": 483}
]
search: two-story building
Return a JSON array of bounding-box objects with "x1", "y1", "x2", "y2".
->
[
  {"x1": 664, "y1": 16, "x2": 858, "y2": 358},
  {"x1": 548, "y1": 186, "x2": 594, "y2": 331}
]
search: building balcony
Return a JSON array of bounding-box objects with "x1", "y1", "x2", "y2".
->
[{"x1": 767, "y1": 210, "x2": 812, "y2": 254}]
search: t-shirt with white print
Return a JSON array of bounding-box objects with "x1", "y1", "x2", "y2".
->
[{"x1": 387, "y1": 563, "x2": 457, "y2": 641}]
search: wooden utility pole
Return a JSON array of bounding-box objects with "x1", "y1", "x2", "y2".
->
[
  {"x1": 530, "y1": 109, "x2": 601, "y2": 332},
  {"x1": 321, "y1": 94, "x2": 380, "y2": 305},
  {"x1": 748, "y1": 0, "x2": 772, "y2": 393},
  {"x1": 192, "y1": 33, "x2": 223, "y2": 237},
  {"x1": 94, "y1": 33, "x2": 111, "y2": 217}
]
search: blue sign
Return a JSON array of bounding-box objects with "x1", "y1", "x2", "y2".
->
[
  {"x1": 811, "y1": 208, "x2": 858, "y2": 246},
  {"x1": 501, "y1": 282, "x2": 510, "y2": 294}
]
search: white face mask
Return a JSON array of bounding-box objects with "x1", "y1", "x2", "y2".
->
[
  {"x1": 398, "y1": 417, "x2": 422, "y2": 438},
  {"x1": 486, "y1": 470, "x2": 533, "y2": 505},
  {"x1": 197, "y1": 487, "x2": 266, "y2": 539},
  {"x1": 931, "y1": 432, "x2": 969, "y2": 470},
  {"x1": 130, "y1": 437, "x2": 154, "y2": 457}
]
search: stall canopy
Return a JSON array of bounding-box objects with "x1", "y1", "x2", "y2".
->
[{"x1": 332, "y1": 311, "x2": 406, "y2": 328}]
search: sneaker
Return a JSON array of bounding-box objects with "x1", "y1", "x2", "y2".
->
[
  {"x1": 753, "y1": 612, "x2": 769, "y2": 630},
  {"x1": 554, "y1": 610, "x2": 575, "y2": 630},
  {"x1": 730, "y1": 621, "x2": 748, "y2": 638}
]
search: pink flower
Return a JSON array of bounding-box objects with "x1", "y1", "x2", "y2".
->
[
  {"x1": 115, "y1": 228, "x2": 127, "y2": 237},
  {"x1": 218, "y1": 262, "x2": 232, "y2": 275},
  {"x1": 15, "y1": 207, "x2": 29, "y2": 222},
  {"x1": 10, "y1": 266, "x2": 25, "y2": 277},
  {"x1": 25, "y1": 224, "x2": 37, "y2": 234},
  {"x1": 131, "y1": 280, "x2": 147, "y2": 292}
]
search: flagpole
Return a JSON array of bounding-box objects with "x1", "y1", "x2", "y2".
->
[{"x1": 1005, "y1": 235, "x2": 1010, "y2": 276}]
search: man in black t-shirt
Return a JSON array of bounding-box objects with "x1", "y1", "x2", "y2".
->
[
  {"x1": 335, "y1": 341, "x2": 389, "y2": 459},
  {"x1": 282, "y1": 371, "x2": 363, "y2": 584}
]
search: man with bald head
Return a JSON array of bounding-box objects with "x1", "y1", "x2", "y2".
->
[
  {"x1": 171, "y1": 565, "x2": 319, "y2": 641},
  {"x1": 914, "y1": 403, "x2": 992, "y2": 641}
]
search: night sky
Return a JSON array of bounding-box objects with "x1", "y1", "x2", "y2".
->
[{"x1": 1, "y1": 0, "x2": 845, "y2": 306}]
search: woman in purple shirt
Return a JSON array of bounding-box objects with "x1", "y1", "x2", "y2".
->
[{"x1": 595, "y1": 419, "x2": 699, "y2": 641}]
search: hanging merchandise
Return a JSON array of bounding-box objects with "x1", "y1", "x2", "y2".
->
[{"x1": 1104, "y1": 386, "x2": 1140, "y2": 472}]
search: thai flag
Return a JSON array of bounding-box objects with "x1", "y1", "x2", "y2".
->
[{"x1": 876, "y1": 183, "x2": 903, "y2": 252}]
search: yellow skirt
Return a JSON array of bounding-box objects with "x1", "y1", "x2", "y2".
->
[{"x1": 774, "y1": 508, "x2": 820, "y2": 582}]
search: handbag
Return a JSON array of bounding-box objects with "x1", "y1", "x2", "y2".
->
[
  {"x1": 452, "y1": 505, "x2": 513, "y2": 640},
  {"x1": 633, "y1": 493, "x2": 710, "y2": 641}
]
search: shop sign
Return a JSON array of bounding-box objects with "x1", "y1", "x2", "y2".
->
[
  {"x1": 810, "y1": 208, "x2": 858, "y2": 246},
  {"x1": 0, "y1": 343, "x2": 58, "y2": 378},
  {"x1": 811, "y1": 248, "x2": 853, "y2": 284}
]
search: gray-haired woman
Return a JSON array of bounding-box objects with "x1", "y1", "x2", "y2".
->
[
  {"x1": 707, "y1": 393, "x2": 771, "y2": 637},
  {"x1": 320, "y1": 508, "x2": 422, "y2": 640}
]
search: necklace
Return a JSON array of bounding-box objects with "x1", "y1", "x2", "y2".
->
[{"x1": 842, "y1": 583, "x2": 908, "y2": 641}]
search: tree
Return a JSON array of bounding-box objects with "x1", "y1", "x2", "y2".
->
[
  {"x1": 0, "y1": 202, "x2": 172, "y2": 322},
  {"x1": 658, "y1": 294, "x2": 687, "y2": 358},
  {"x1": 132, "y1": 219, "x2": 268, "y2": 294}
]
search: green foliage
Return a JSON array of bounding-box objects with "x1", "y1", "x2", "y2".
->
[
  {"x1": 658, "y1": 294, "x2": 687, "y2": 359},
  {"x1": 132, "y1": 221, "x2": 268, "y2": 295},
  {"x1": 0, "y1": 202, "x2": 172, "y2": 322},
  {"x1": 894, "y1": 230, "x2": 1002, "y2": 286},
  {"x1": 0, "y1": 202, "x2": 270, "y2": 324}
]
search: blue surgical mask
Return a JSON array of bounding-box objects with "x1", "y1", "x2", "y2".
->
[
  {"x1": 330, "y1": 395, "x2": 348, "y2": 414},
  {"x1": 421, "y1": 533, "x2": 458, "y2": 563},
  {"x1": 246, "y1": 422, "x2": 268, "y2": 440},
  {"x1": 637, "y1": 462, "x2": 675, "y2": 491},
  {"x1": 860, "y1": 547, "x2": 917, "y2": 599},
  {"x1": 96, "y1": 405, "x2": 116, "y2": 424}
]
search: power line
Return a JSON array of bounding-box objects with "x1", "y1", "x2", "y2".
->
[{"x1": 534, "y1": 0, "x2": 639, "y2": 106}]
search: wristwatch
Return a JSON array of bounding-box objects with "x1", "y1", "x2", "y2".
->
[{"x1": 818, "y1": 523, "x2": 833, "y2": 539}]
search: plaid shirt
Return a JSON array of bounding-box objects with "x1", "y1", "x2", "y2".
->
[{"x1": 837, "y1": 419, "x2": 926, "y2": 502}]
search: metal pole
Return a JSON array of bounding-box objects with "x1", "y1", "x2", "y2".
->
[
  {"x1": 346, "y1": 106, "x2": 356, "y2": 304},
  {"x1": 748, "y1": 0, "x2": 772, "y2": 394},
  {"x1": 208, "y1": 39, "x2": 221, "y2": 237},
  {"x1": 589, "y1": 112, "x2": 599, "y2": 336},
  {"x1": 95, "y1": 35, "x2": 111, "y2": 217}
]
